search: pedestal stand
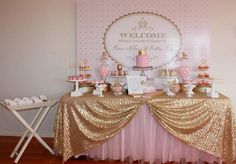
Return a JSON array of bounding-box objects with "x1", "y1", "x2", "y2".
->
[
  {"x1": 68, "y1": 79, "x2": 86, "y2": 97},
  {"x1": 132, "y1": 66, "x2": 153, "y2": 77},
  {"x1": 207, "y1": 81, "x2": 219, "y2": 98},
  {"x1": 186, "y1": 82, "x2": 196, "y2": 97},
  {"x1": 91, "y1": 81, "x2": 106, "y2": 97}
]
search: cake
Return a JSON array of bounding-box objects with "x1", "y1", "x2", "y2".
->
[
  {"x1": 136, "y1": 50, "x2": 149, "y2": 67},
  {"x1": 197, "y1": 60, "x2": 210, "y2": 87},
  {"x1": 197, "y1": 80, "x2": 210, "y2": 86},
  {"x1": 111, "y1": 64, "x2": 128, "y2": 76},
  {"x1": 198, "y1": 59, "x2": 209, "y2": 71},
  {"x1": 198, "y1": 65, "x2": 209, "y2": 71},
  {"x1": 76, "y1": 60, "x2": 92, "y2": 80},
  {"x1": 198, "y1": 73, "x2": 209, "y2": 79},
  {"x1": 196, "y1": 62, "x2": 211, "y2": 93},
  {"x1": 79, "y1": 65, "x2": 91, "y2": 71}
]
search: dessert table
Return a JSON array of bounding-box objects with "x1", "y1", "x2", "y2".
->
[{"x1": 54, "y1": 92, "x2": 235, "y2": 163}]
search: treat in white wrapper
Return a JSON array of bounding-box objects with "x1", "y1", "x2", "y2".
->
[
  {"x1": 22, "y1": 97, "x2": 34, "y2": 104},
  {"x1": 22, "y1": 97, "x2": 30, "y2": 100},
  {"x1": 31, "y1": 96, "x2": 42, "y2": 103},
  {"x1": 31, "y1": 96, "x2": 39, "y2": 100},
  {"x1": 32, "y1": 98, "x2": 42, "y2": 103},
  {"x1": 3, "y1": 95, "x2": 48, "y2": 106},
  {"x1": 14, "y1": 98, "x2": 26, "y2": 105},
  {"x1": 9, "y1": 100, "x2": 18, "y2": 106},
  {"x1": 25, "y1": 99, "x2": 34, "y2": 104},
  {"x1": 4, "y1": 99, "x2": 18, "y2": 106},
  {"x1": 39, "y1": 95, "x2": 48, "y2": 101},
  {"x1": 4, "y1": 99, "x2": 11, "y2": 104}
]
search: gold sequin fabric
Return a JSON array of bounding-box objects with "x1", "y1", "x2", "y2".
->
[{"x1": 54, "y1": 93, "x2": 235, "y2": 163}]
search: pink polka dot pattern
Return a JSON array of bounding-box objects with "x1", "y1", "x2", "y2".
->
[{"x1": 76, "y1": 0, "x2": 209, "y2": 75}]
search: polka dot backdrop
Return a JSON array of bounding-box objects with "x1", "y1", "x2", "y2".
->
[{"x1": 76, "y1": 0, "x2": 209, "y2": 78}]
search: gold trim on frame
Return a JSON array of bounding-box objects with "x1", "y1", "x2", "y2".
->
[{"x1": 103, "y1": 11, "x2": 183, "y2": 69}]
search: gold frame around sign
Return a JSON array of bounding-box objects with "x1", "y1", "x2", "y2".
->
[{"x1": 103, "y1": 11, "x2": 183, "y2": 69}]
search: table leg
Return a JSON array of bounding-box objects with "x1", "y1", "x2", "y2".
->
[
  {"x1": 11, "y1": 105, "x2": 54, "y2": 163},
  {"x1": 10, "y1": 107, "x2": 44, "y2": 158}
]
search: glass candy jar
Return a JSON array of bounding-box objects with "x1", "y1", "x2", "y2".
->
[
  {"x1": 99, "y1": 52, "x2": 110, "y2": 82},
  {"x1": 178, "y1": 52, "x2": 191, "y2": 83},
  {"x1": 111, "y1": 81, "x2": 124, "y2": 95}
]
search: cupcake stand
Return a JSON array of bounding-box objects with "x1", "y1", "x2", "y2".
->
[{"x1": 68, "y1": 79, "x2": 86, "y2": 97}]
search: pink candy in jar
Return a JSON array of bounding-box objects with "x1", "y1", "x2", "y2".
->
[
  {"x1": 99, "y1": 52, "x2": 110, "y2": 81},
  {"x1": 178, "y1": 66, "x2": 190, "y2": 82},
  {"x1": 99, "y1": 65, "x2": 110, "y2": 81}
]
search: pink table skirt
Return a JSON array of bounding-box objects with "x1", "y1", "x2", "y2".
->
[{"x1": 81, "y1": 105, "x2": 222, "y2": 163}]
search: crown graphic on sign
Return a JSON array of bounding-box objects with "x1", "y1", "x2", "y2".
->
[
  {"x1": 138, "y1": 17, "x2": 148, "y2": 29},
  {"x1": 132, "y1": 17, "x2": 154, "y2": 31}
]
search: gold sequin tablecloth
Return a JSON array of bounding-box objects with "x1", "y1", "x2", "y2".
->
[{"x1": 54, "y1": 93, "x2": 235, "y2": 163}]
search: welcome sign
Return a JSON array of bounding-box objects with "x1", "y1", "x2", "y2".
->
[{"x1": 103, "y1": 12, "x2": 182, "y2": 68}]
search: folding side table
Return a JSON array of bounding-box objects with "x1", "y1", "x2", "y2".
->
[{"x1": 0, "y1": 100, "x2": 57, "y2": 163}]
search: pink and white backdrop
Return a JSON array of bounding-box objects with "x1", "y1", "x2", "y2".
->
[
  {"x1": 76, "y1": 0, "x2": 210, "y2": 77},
  {"x1": 74, "y1": 0, "x2": 223, "y2": 162}
]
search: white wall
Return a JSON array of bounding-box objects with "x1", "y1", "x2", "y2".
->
[
  {"x1": 0, "y1": 0, "x2": 235, "y2": 137},
  {"x1": 209, "y1": 0, "x2": 236, "y2": 109},
  {"x1": 0, "y1": 0, "x2": 75, "y2": 137}
]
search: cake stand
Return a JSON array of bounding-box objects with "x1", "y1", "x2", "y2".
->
[
  {"x1": 132, "y1": 66, "x2": 153, "y2": 77},
  {"x1": 68, "y1": 79, "x2": 86, "y2": 97},
  {"x1": 207, "y1": 78, "x2": 222, "y2": 98}
]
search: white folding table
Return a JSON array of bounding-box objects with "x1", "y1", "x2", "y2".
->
[{"x1": 1, "y1": 100, "x2": 57, "y2": 163}]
